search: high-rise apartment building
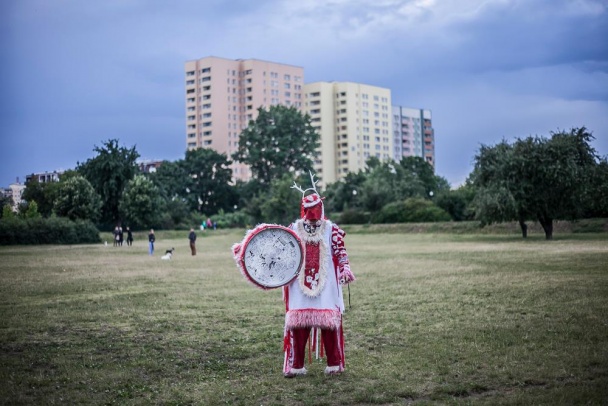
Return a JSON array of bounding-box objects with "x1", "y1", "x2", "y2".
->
[
  {"x1": 303, "y1": 82, "x2": 393, "y2": 185},
  {"x1": 392, "y1": 107, "x2": 435, "y2": 167},
  {"x1": 184, "y1": 56, "x2": 304, "y2": 180},
  {"x1": 185, "y1": 56, "x2": 436, "y2": 185}
]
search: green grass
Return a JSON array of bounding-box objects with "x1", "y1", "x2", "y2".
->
[{"x1": 1, "y1": 230, "x2": 607, "y2": 405}]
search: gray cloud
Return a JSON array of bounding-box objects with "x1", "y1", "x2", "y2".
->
[{"x1": 1, "y1": 0, "x2": 607, "y2": 187}]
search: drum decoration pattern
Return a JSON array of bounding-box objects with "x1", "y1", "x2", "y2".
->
[{"x1": 232, "y1": 224, "x2": 304, "y2": 289}]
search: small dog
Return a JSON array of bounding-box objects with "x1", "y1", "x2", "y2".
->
[{"x1": 161, "y1": 248, "x2": 175, "y2": 260}]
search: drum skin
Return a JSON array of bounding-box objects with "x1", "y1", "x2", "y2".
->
[{"x1": 233, "y1": 224, "x2": 304, "y2": 289}]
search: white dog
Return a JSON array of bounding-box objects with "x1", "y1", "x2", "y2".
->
[{"x1": 161, "y1": 248, "x2": 175, "y2": 260}]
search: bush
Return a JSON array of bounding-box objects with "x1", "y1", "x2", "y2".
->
[
  {"x1": 0, "y1": 216, "x2": 101, "y2": 245},
  {"x1": 373, "y1": 198, "x2": 451, "y2": 223},
  {"x1": 338, "y1": 209, "x2": 371, "y2": 225},
  {"x1": 210, "y1": 210, "x2": 253, "y2": 229}
]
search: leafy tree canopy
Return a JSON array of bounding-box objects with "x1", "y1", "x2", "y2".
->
[
  {"x1": 232, "y1": 105, "x2": 320, "y2": 184},
  {"x1": 119, "y1": 175, "x2": 165, "y2": 229},
  {"x1": 54, "y1": 176, "x2": 102, "y2": 221},
  {"x1": 472, "y1": 127, "x2": 601, "y2": 239},
  {"x1": 77, "y1": 139, "x2": 140, "y2": 226}
]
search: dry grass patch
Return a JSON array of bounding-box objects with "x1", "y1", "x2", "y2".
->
[{"x1": 1, "y1": 230, "x2": 607, "y2": 405}]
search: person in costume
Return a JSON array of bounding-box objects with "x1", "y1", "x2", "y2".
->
[{"x1": 282, "y1": 181, "x2": 355, "y2": 377}]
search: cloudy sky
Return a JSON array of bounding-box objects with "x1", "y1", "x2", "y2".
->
[{"x1": 2, "y1": 0, "x2": 607, "y2": 188}]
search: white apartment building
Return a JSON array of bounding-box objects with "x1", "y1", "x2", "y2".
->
[{"x1": 184, "y1": 56, "x2": 304, "y2": 180}]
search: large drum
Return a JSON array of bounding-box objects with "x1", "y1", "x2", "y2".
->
[{"x1": 233, "y1": 224, "x2": 304, "y2": 289}]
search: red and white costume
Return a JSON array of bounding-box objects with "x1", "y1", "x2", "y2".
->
[{"x1": 282, "y1": 193, "x2": 355, "y2": 377}]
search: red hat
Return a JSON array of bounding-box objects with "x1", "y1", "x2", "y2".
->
[{"x1": 301, "y1": 193, "x2": 324, "y2": 220}]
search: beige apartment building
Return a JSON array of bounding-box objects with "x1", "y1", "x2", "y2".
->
[
  {"x1": 184, "y1": 56, "x2": 304, "y2": 180},
  {"x1": 303, "y1": 82, "x2": 393, "y2": 185}
]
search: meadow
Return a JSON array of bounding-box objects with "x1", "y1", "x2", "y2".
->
[{"x1": 1, "y1": 228, "x2": 607, "y2": 405}]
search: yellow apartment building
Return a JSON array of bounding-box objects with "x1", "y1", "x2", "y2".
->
[{"x1": 303, "y1": 82, "x2": 393, "y2": 185}]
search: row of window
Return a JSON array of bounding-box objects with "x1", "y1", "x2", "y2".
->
[{"x1": 308, "y1": 92, "x2": 388, "y2": 103}]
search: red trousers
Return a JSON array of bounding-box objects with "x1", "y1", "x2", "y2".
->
[{"x1": 290, "y1": 327, "x2": 342, "y2": 369}]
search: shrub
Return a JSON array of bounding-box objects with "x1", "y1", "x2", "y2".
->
[
  {"x1": 373, "y1": 198, "x2": 451, "y2": 223},
  {"x1": 210, "y1": 209, "x2": 253, "y2": 229},
  {"x1": 0, "y1": 216, "x2": 100, "y2": 245},
  {"x1": 338, "y1": 209, "x2": 371, "y2": 225}
]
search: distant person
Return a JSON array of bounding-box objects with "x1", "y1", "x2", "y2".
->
[
  {"x1": 206, "y1": 218, "x2": 212, "y2": 230},
  {"x1": 113, "y1": 226, "x2": 119, "y2": 247},
  {"x1": 148, "y1": 229, "x2": 155, "y2": 255},
  {"x1": 118, "y1": 227, "x2": 124, "y2": 246},
  {"x1": 126, "y1": 227, "x2": 133, "y2": 246},
  {"x1": 188, "y1": 228, "x2": 197, "y2": 256}
]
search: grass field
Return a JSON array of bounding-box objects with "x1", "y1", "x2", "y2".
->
[{"x1": 1, "y1": 229, "x2": 607, "y2": 405}]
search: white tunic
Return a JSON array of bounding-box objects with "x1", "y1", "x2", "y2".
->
[{"x1": 284, "y1": 219, "x2": 344, "y2": 330}]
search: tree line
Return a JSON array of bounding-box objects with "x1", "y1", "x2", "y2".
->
[{"x1": 1, "y1": 105, "x2": 607, "y2": 241}]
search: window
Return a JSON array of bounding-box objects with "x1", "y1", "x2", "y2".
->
[
  {"x1": 201, "y1": 76, "x2": 211, "y2": 82},
  {"x1": 186, "y1": 89, "x2": 195, "y2": 94},
  {"x1": 186, "y1": 71, "x2": 195, "y2": 76},
  {"x1": 186, "y1": 80, "x2": 195, "y2": 85},
  {"x1": 188, "y1": 133, "x2": 196, "y2": 138},
  {"x1": 188, "y1": 115, "x2": 195, "y2": 120},
  {"x1": 284, "y1": 74, "x2": 291, "y2": 80},
  {"x1": 187, "y1": 98, "x2": 195, "y2": 103}
]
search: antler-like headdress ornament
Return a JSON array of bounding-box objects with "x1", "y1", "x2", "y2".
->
[{"x1": 291, "y1": 171, "x2": 324, "y2": 220}]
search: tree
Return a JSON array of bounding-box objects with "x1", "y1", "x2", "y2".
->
[
  {"x1": 54, "y1": 176, "x2": 102, "y2": 221},
  {"x1": 472, "y1": 127, "x2": 601, "y2": 239},
  {"x1": 2, "y1": 204, "x2": 15, "y2": 220},
  {"x1": 324, "y1": 171, "x2": 367, "y2": 214},
  {"x1": 150, "y1": 149, "x2": 237, "y2": 216},
  {"x1": 21, "y1": 178, "x2": 56, "y2": 217},
  {"x1": 77, "y1": 139, "x2": 140, "y2": 226},
  {"x1": 0, "y1": 195, "x2": 11, "y2": 218},
  {"x1": 181, "y1": 148, "x2": 237, "y2": 214},
  {"x1": 585, "y1": 159, "x2": 608, "y2": 217},
  {"x1": 149, "y1": 160, "x2": 189, "y2": 202},
  {"x1": 359, "y1": 157, "x2": 448, "y2": 213},
  {"x1": 435, "y1": 183, "x2": 476, "y2": 221},
  {"x1": 119, "y1": 175, "x2": 165, "y2": 229},
  {"x1": 232, "y1": 105, "x2": 320, "y2": 184},
  {"x1": 24, "y1": 201, "x2": 41, "y2": 219}
]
